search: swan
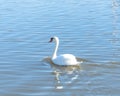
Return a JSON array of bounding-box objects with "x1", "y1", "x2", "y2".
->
[{"x1": 49, "y1": 36, "x2": 80, "y2": 65}]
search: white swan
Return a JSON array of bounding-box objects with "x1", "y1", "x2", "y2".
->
[{"x1": 49, "y1": 36, "x2": 80, "y2": 65}]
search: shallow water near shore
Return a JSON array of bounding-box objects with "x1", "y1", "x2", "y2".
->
[{"x1": 0, "y1": 0, "x2": 120, "y2": 96}]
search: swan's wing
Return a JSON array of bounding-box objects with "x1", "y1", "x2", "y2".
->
[{"x1": 52, "y1": 54, "x2": 78, "y2": 65}]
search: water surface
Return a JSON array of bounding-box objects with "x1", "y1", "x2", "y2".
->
[{"x1": 0, "y1": 0, "x2": 120, "y2": 96}]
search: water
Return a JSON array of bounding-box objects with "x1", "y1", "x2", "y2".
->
[{"x1": 0, "y1": 0, "x2": 120, "y2": 95}]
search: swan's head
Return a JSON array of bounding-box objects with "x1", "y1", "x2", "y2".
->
[{"x1": 49, "y1": 36, "x2": 59, "y2": 43}]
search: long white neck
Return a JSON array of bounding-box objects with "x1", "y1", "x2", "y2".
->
[{"x1": 52, "y1": 38, "x2": 59, "y2": 59}]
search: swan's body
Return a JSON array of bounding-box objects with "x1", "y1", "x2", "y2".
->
[{"x1": 49, "y1": 36, "x2": 79, "y2": 65}]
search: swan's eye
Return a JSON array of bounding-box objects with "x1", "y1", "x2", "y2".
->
[{"x1": 49, "y1": 37, "x2": 54, "y2": 42}]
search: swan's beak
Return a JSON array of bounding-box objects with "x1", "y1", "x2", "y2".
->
[{"x1": 49, "y1": 38, "x2": 53, "y2": 43}]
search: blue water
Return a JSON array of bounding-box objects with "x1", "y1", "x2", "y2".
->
[{"x1": 0, "y1": 0, "x2": 120, "y2": 96}]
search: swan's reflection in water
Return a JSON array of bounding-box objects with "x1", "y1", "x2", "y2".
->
[{"x1": 43, "y1": 57, "x2": 84, "y2": 89}]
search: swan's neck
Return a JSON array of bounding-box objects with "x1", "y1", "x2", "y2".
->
[{"x1": 52, "y1": 39, "x2": 59, "y2": 59}]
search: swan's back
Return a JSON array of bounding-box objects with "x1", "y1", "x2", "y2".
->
[{"x1": 52, "y1": 54, "x2": 78, "y2": 65}]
